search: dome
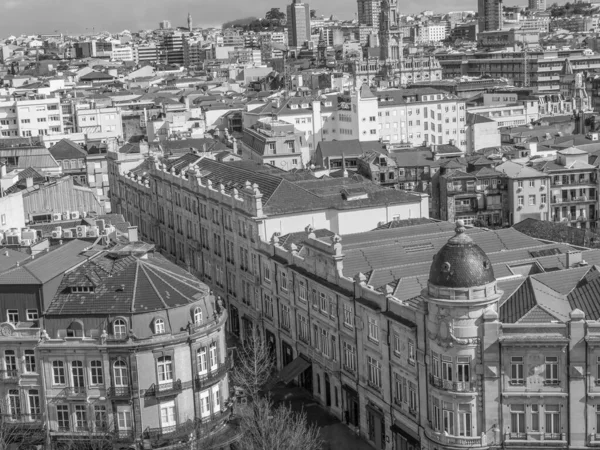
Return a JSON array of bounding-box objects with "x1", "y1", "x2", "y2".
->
[{"x1": 429, "y1": 221, "x2": 495, "y2": 289}]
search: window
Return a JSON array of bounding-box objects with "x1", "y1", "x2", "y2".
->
[
  {"x1": 529, "y1": 180, "x2": 535, "y2": 187},
  {"x1": 442, "y1": 356, "x2": 453, "y2": 381},
  {"x1": 28, "y1": 389, "x2": 41, "y2": 416},
  {"x1": 393, "y1": 334, "x2": 401, "y2": 356},
  {"x1": 458, "y1": 404, "x2": 471, "y2": 436},
  {"x1": 157, "y1": 356, "x2": 173, "y2": 383},
  {"x1": 7, "y1": 309, "x2": 18, "y2": 323},
  {"x1": 8, "y1": 389, "x2": 20, "y2": 418},
  {"x1": 194, "y1": 307, "x2": 203, "y2": 325},
  {"x1": 319, "y1": 292, "x2": 327, "y2": 313},
  {"x1": 90, "y1": 360, "x2": 103, "y2": 385},
  {"x1": 511, "y1": 404, "x2": 525, "y2": 438},
  {"x1": 113, "y1": 319, "x2": 127, "y2": 338},
  {"x1": 545, "y1": 405, "x2": 560, "y2": 438},
  {"x1": 394, "y1": 374, "x2": 406, "y2": 404},
  {"x1": 531, "y1": 404, "x2": 539, "y2": 432},
  {"x1": 432, "y1": 398, "x2": 441, "y2": 431},
  {"x1": 457, "y1": 357, "x2": 470, "y2": 382},
  {"x1": 154, "y1": 318, "x2": 165, "y2": 334},
  {"x1": 209, "y1": 343, "x2": 218, "y2": 370},
  {"x1": 518, "y1": 181, "x2": 523, "y2": 188},
  {"x1": 263, "y1": 293, "x2": 274, "y2": 319},
  {"x1": 409, "y1": 383, "x2": 417, "y2": 413},
  {"x1": 443, "y1": 403, "x2": 455, "y2": 435},
  {"x1": 343, "y1": 342, "x2": 356, "y2": 372},
  {"x1": 545, "y1": 356, "x2": 558, "y2": 384},
  {"x1": 4, "y1": 350, "x2": 17, "y2": 376},
  {"x1": 24, "y1": 350, "x2": 36, "y2": 373},
  {"x1": 298, "y1": 280, "x2": 307, "y2": 302},
  {"x1": 53, "y1": 361, "x2": 66, "y2": 385},
  {"x1": 113, "y1": 360, "x2": 128, "y2": 386},
  {"x1": 26, "y1": 309, "x2": 38, "y2": 321},
  {"x1": 408, "y1": 340, "x2": 415, "y2": 364},
  {"x1": 117, "y1": 410, "x2": 132, "y2": 430},
  {"x1": 368, "y1": 317, "x2": 379, "y2": 342},
  {"x1": 72, "y1": 361, "x2": 85, "y2": 388},
  {"x1": 511, "y1": 356, "x2": 524, "y2": 385},
  {"x1": 281, "y1": 304, "x2": 291, "y2": 330},
  {"x1": 57, "y1": 405, "x2": 70, "y2": 431},
  {"x1": 529, "y1": 195, "x2": 536, "y2": 206},
  {"x1": 343, "y1": 304, "x2": 354, "y2": 328},
  {"x1": 541, "y1": 193, "x2": 547, "y2": 204},
  {"x1": 280, "y1": 271, "x2": 288, "y2": 291},
  {"x1": 197, "y1": 347, "x2": 207, "y2": 373},
  {"x1": 432, "y1": 353, "x2": 440, "y2": 378},
  {"x1": 367, "y1": 356, "x2": 381, "y2": 388},
  {"x1": 160, "y1": 401, "x2": 176, "y2": 428},
  {"x1": 264, "y1": 265, "x2": 271, "y2": 282},
  {"x1": 94, "y1": 405, "x2": 108, "y2": 430},
  {"x1": 299, "y1": 315, "x2": 309, "y2": 343},
  {"x1": 518, "y1": 196, "x2": 524, "y2": 206}
]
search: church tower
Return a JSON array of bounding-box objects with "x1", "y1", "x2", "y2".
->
[
  {"x1": 187, "y1": 12, "x2": 193, "y2": 31},
  {"x1": 422, "y1": 221, "x2": 503, "y2": 447}
]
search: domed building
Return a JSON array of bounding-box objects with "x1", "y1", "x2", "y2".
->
[{"x1": 37, "y1": 240, "x2": 231, "y2": 448}]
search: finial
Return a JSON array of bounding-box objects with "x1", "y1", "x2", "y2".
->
[{"x1": 455, "y1": 220, "x2": 466, "y2": 234}]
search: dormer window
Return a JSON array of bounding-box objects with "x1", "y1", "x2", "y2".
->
[
  {"x1": 193, "y1": 307, "x2": 203, "y2": 325},
  {"x1": 301, "y1": 103, "x2": 309, "y2": 109},
  {"x1": 324, "y1": 101, "x2": 332, "y2": 107},
  {"x1": 113, "y1": 319, "x2": 127, "y2": 339},
  {"x1": 290, "y1": 104, "x2": 298, "y2": 109},
  {"x1": 154, "y1": 319, "x2": 165, "y2": 334},
  {"x1": 71, "y1": 286, "x2": 95, "y2": 293}
]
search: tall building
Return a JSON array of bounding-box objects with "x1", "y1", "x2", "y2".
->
[
  {"x1": 287, "y1": 0, "x2": 311, "y2": 49},
  {"x1": 477, "y1": 0, "x2": 502, "y2": 32},
  {"x1": 159, "y1": 20, "x2": 171, "y2": 30},
  {"x1": 528, "y1": 0, "x2": 546, "y2": 11},
  {"x1": 188, "y1": 12, "x2": 193, "y2": 31},
  {"x1": 357, "y1": 0, "x2": 382, "y2": 28}
]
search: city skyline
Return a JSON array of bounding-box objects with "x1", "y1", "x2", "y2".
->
[{"x1": 0, "y1": 0, "x2": 563, "y2": 36}]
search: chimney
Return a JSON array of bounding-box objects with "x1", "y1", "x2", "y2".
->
[
  {"x1": 566, "y1": 250, "x2": 582, "y2": 268},
  {"x1": 127, "y1": 226, "x2": 139, "y2": 243},
  {"x1": 26, "y1": 177, "x2": 33, "y2": 188}
]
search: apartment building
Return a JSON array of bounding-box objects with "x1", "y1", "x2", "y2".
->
[
  {"x1": 532, "y1": 147, "x2": 598, "y2": 229},
  {"x1": 75, "y1": 106, "x2": 124, "y2": 145},
  {"x1": 496, "y1": 160, "x2": 551, "y2": 225},
  {"x1": 0, "y1": 95, "x2": 63, "y2": 138},
  {"x1": 240, "y1": 118, "x2": 309, "y2": 170},
  {"x1": 239, "y1": 218, "x2": 600, "y2": 450},
  {"x1": 0, "y1": 231, "x2": 232, "y2": 448}
]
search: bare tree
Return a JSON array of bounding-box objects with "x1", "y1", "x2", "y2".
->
[
  {"x1": 0, "y1": 396, "x2": 47, "y2": 450},
  {"x1": 237, "y1": 397, "x2": 321, "y2": 450},
  {"x1": 231, "y1": 326, "x2": 274, "y2": 400}
]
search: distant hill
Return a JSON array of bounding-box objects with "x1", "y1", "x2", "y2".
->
[{"x1": 222, "y1": 17, "x2": 258, "y2": 29}]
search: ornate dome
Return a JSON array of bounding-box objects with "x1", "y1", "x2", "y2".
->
[{"x1": 429, "y1": 221, "x2": 495, "y2": 289}]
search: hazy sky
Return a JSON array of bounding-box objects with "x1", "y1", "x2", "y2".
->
[{"x1": 0, "y1": 0, "x2": 487, "y2": 36}]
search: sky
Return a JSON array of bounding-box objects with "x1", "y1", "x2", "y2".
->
[{"x1": 0, "y1": 0, "x2": 486, "y2": 36}]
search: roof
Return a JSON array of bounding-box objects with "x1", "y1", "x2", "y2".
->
[
  {"x1": 317, "y1": 140, "x2": 366, "y2": 159},
  {"x1": 495, "y1": 160, "x2": 548, "y2": 179},
  {"x1": 46, "y1": 250, "x2": 211, "y2": 315},
  {"x1": 48, "y1": 139, "x2": 87, "y2": 160}
]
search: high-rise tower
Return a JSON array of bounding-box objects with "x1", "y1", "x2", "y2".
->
[
  {"x1": 286, "y1": 0, "x2": 311, "y2": 49},
  {"x1": 478, "y1": 0, "x2": 503, "y2": 32},
  {"x1": 357, "y1": 0, "x2": 381, "y2": 28},
  {"x1": 187, "y1": 12, "x2": 193, "y2": 31}
]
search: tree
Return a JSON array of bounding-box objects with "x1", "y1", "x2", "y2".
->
[
  {"x1": 237, "y1": 397, "x2": 321, "y2": 450},
  {"x1": 265, "y1": 8, "x2": 286, "y2": 22},
  {"x1": 310, "y1": 9, "x2": 317, "y2": 19},
  {"x1": 231, "y1": 326, "x2": 274, "y2": 400},
  {"x1": 0, "y1": 399, "x2": 47, "y2": 450}
]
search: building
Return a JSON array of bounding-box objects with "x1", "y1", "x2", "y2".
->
[
  {"x1": 48, "y1": 139, "x2": 87, "y2": 184},
  {"x1": 287, "y1": 0, "x2": 311, "y2": 49},
  {"x1": 466, "y1": 114, "x2": 500, "y2": 154},
  {"x1": 159, "y1": 20, "x2": 172, "y2": 29},
  {"x1": 357, "y1": 0, "x2": 382, "y2": 28},
  {"x1": 532, "y1": 147, "x2": 598, "y2": 229},
  {"x1": 478, "y1": 0, "x2": 502, "y2": 32},
  {"x1": 0, "y1": 228, "x2": 233, "y2": 448},
  {"x1": 495, "y1": 160, "x2": 551, "y2": 224},
  {"x1": 0, "y1": 95, "x2": 63, "y2": 139},
  {"x1": 529, "y1": 0, "x2": 546, "y2": 10},
  {"x1": 240, "y1": 118, "x2": 309, "y2": 170}
]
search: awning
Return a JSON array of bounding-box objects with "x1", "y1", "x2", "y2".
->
[
  {"x1": 277, "y1": 355, "x2": 311, "y2": 384},
  {"x1": 391, "y1": 422, "x2": 420, "y2": 445}
]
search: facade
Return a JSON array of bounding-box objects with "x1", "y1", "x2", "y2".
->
[
  {"x1": 495, "y1": 160, "x2": 551, "y2": 225},
  {"x1": 240, "y1": 118, "x2": 309, "y2": 170},
  {"x1": 478, "y1": 0, "x2": 502, "y2": 32},
  {"x1": 529, "y1": 0, "x2": 546, "y2": 10},
  {"x1": 532, "y1": 147, "x2": 598, "y2": 229},
  {"x1": 287, "y1": 0, "x2": 311, "y2": 49},
  {"x1": 0, "y1": 231, "x2": 231, "y2": 448},
  {"x1": 0, "y1": 95, "x2": 63, "y2": 139},
  {"x1": 357, "y1": 0, "x2": 382, "y2": 28},
  {"x1": 466, "y1": 113, "x2": 500, "y2": 154}
]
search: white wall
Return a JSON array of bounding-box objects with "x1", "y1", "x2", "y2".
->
[{"x1": 0, "y1": 192, "x2": 25, "y2": 231}]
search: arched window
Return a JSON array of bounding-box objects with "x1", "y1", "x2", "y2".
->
[
  {"x1": 113, "y1": 319, "x2": 127, "y2": 339},
  {"x1": 157, "y1": 356, "x2": 173, "y2": 383},
  {"x1": 193, "y1": 308, "x2": 203, "y2": 325},
  {"x1": 67, "y1": 321, "x2": 84, "y2": 338},
  {"x1": 113, "y1": 360, "x2": 128, "y2": 387},
  {"x1": 154, "y1": 319, "x2": 165, "y2": 334}
]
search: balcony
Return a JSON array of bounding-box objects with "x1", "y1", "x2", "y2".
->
[
  {"x1": 0, "y1": 369, "x2": 19, "y2": 382},
  {"x1": 504, "y1": 432, "x2": 566, "y2": 446},
  {"x1": 3, "y1": 414, "x2": 44, "y2": 425},
  {"x1": 196, "y1": 359, "x2": 231, "y2": 390},
  {"x1": 553, "y1": 195, "x2": 595, "y2": 203},
  {"x1": 429, "y1": 430, "x2": 486, "y2": 447},
  {"x1": 64, "y1": 386, "x2": 87, "y2": 398},
  {"x1": 108, "y1": 386, "x2": 131, "y2": 399},
  {"x1": 552, "y1": 178, "x2": 596, "y2": 187},
  {"x1": 429, "y1": 374, "x2": 475, "y2": 393},
  {"x1": 145, "y1": 379, "x2": 182, "y2": 399}
]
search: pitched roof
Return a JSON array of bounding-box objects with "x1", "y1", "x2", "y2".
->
[{"x1": 48, "y1": 139, "x2": 87, "y2": 160}]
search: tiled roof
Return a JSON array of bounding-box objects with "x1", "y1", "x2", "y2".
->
[
  {"x1": 48, "y1": 139, "x2": 87, "y2": 160},
  {"x1": 513, "y1": 218, "x2": 590, "y2": 247},
  {"x1": 518, "y1": 305, "x2": 560, "y2": 323},
  {"x1": 46, "y1": 251, "x2": 210, "y2": 315}
]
